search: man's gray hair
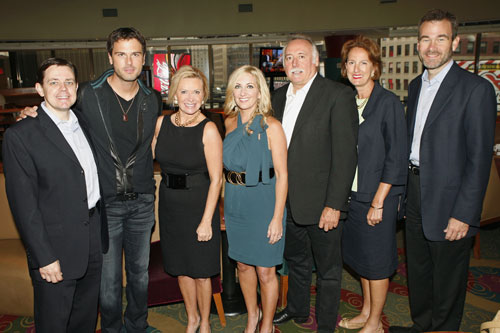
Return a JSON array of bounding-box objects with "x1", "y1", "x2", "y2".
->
[{"x1": 283, "y1": 34, "x2": 319, "y2": 63}]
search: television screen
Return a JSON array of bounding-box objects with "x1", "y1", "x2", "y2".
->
[{"x1": 259, "y1": 47, "x2": 285, "y2": 76}]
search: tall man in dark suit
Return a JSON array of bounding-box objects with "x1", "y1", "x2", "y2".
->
[
  {"x1": 272, "y1": 35, "x2": 358, "y2": 333},
  {"x1": 3, "y1": 58, "x2": 107, "y2": 332},
  {"x1": 389, "y1": 9, "x2": 497, "y2": 333}
]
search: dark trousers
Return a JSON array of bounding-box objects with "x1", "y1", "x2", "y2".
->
[
  {"x1": 284, "y1": 202, "x2": 343, "y2": 333},
  {"x1": 32, "y1": 211, "x2": 102, "y2": 333},
  {"x1": 405, "y1": 172, "x2": 473, "y2": 332}
]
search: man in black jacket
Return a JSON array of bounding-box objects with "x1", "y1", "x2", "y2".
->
[
  {"x1": 4, "y1": 58, "x2": 106, "y2": 332},
  {"x1": 272, "y1": 35, "x2": 358, "y2": 333}
]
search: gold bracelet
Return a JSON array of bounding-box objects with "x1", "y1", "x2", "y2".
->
[{"x1": 370, "y1": 205, "x2": 383, "y2": 209}]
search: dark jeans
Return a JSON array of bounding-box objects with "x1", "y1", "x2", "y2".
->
[
  {"x1": 284, "y1": 202, "x2": 343, "y2": 333},
  {"x1": 405, "y1": 172, "x2": 473, "y2": 331},
  {"x1": 100, "y1": 194, "x2": 155, "y2": 333}
]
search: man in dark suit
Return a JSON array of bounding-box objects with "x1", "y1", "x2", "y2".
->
[
  {"x1": 272, "y1": 35, "x2": 358, "y2": 333},
  {"x1": 3, "y1": 58, "x2": 107, "y2": 332},
  {"x1": 389, "y1": 9, "x2": 497, "y2": 333}
]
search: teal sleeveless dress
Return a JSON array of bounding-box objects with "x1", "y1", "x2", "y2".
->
[{"x1": 223, "y1": 114, "x2": 286, "y2": 267}]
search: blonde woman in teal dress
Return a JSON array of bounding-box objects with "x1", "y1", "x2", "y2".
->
[{"x1": 223, "y1": 65, "x2": 288, "y2": 333}]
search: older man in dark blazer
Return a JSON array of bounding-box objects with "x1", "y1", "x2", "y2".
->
[
  {"x1": 3, "y1": 58, "x2": 107, "y2": 332},
  {"x1": 272, "y1": 35, "x2": 358, "y2": 333},
  {"x1": 389, "y1": 10, "x2": 497, "y2": 333}
]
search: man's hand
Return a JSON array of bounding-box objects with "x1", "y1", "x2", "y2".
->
[
  {"x1": 444, "y1": 217, "x2": 469, "y2": 241},
  {"x1": 39, "y1": 260, "x2": 63, "y2": 283},
  {"x1": 17, "y1": 105, "x2": 38, "y2": 121},
  {"x1": 318, "y1": 207, "x2": 340, "y2": 232}
]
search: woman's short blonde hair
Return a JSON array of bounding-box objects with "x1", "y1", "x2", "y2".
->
[
  {"x1": 224, "y1": 65, "x2": 273, "y2": 133},
  {"x1": 167, "y1": 65, "x2": 209, "y2": 105}
]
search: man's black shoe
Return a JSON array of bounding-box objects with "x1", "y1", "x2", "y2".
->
[
  {"x1": 273, "y1": 309, "x2": 308, "y2": 325},
  {"x1": 388, "y1": 326, "x2": 421, "y2": 333}
]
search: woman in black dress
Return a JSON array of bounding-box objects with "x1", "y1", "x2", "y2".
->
[
  {"x1": 152, "y1": 66, "x2": 223, "y2": 333},
  {"x1": 339, "y1": 36, "x2": 407, "y2": 332}
]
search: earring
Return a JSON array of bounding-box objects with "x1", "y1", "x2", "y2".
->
[{"x1": 173, "y1": 97, "x2": 178, "y2": 106}]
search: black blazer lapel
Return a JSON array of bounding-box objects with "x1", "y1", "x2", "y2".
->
[
  {"x1": 38, "y1": 108, "x2": 81, "y2": 168},
  {"x1": 289, "y1": 75, "x2": 323, "y2": 143},
  {"x1": 74, "y1": 108, "x2": 109, "y2": 253},
  {"x1": 423, "y1": 63, "x2": 459, "y2": 131},
  {"x1": 272, "y1": 84, "x2": 288, "y2": 122},
  {"x1": 361, "y1": 81, "x2": 382, "y2": 120}
]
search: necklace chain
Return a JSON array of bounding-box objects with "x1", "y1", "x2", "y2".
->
[
  {"x1": 174, "y1": 111, "x2": 201, "y2": 127},
  {"x1": 112, "y1": 89, "x2": 136, "y2": 122},
  {"x1": 356, "y1": 96, "x2": 369, "y2": 110}
]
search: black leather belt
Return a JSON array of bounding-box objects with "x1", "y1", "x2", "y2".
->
[
  {"x1": 223, "y1": 168, "x2": 275, "y2": 186},
  {"x1": 161, "y1": 172, "x2": 209, "y2": 190},
  {"x1": 116, "y1": 192, "x2": 139, "y2": 201},
  {"x1": 409, "y1": 163, "x2": 420, "y2": 176}
]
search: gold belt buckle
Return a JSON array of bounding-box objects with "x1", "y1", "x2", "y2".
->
[{"x1": 227, "y1": 170, "x2": 245, "y2": 185}]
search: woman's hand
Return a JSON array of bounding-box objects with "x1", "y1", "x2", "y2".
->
[
  {"x1": 267, "y1": 218, "x2": 283, "y2": 244},
  {"x1": 196, "y1": 221, "x2": 213, "y2": 242},
  {"x1": 366, "y1": 182, "x2": 391, "y2": 226},
  {"x1": 367, "y1": 206, "x2": 383, "y2": 226}
]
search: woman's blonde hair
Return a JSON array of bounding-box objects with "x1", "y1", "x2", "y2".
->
[
  {"x1": 224, "y1": 65, "x2": 273, "y2": 134},
  {"x1": 167, "y1": 65, "x2": 209, "y2": 105}
]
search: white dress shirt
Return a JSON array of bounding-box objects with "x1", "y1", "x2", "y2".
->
[
  {"x1": 282, "y1": 74, "x2": 317, "y2": 147},
  {"x1": 42, "y1": 103, "x2": 100, "y2": 209},
  {"x1": 409, "y1": 60, "x2": 454, "y2": 166}
]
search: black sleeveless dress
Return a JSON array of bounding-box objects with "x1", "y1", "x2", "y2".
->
[{"x1": 155, "y1": 114, "x2": 220, "y2": 278}]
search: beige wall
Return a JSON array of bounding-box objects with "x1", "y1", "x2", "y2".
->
[{"x1": 2, "y1": 0, "x2": 500, "y2": 41}]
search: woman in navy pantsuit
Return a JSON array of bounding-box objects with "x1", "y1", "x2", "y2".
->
[{"x1": 339, "y1": 36, "x2": 408, "y2": 333}]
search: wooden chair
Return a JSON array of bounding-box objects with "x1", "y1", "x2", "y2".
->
[{"x1": 147, "y1": 241, "x2": 226, "y2": 327}]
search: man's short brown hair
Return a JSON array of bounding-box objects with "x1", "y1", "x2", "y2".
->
[{"x1": 418, "y1": 9, "x2": 458, "y2": 40}]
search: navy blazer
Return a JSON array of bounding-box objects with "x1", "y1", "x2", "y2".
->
[
  {"x1": 272, "y1": 75, "x2": 358, "y2": 224},
  {"x1": 407, "y1": 62, "x2": 496, "y2": 241},
  {"x1": 2, "y1": 107, "x2": 107, "y2": 280},
  {"x1": 352, "y1": 82, "x2": 407, "y2": 203}
]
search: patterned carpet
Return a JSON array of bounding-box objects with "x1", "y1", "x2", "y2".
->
[{"x1": 1, "y1": 224, "x2": 499, "y2": 332}]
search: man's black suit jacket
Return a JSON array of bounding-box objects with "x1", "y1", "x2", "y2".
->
[
  {"x1": 407, "y1": 62, "x2": 497, "y2": 241},
  {"x1": 272, "y1": 75, "x2": 358, "y2": 225},
  {"x1": 2, "y1": 107, "x2": 107, "y2": 281}
]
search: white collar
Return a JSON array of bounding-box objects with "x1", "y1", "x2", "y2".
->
[
  {"x1": 422, "y1": 60, "x2": 454, "y2": 85},
  {"x1": 41, "y1": 102, "x2": 79, "y2": 132},
  {"x1": 286, "y1": 73, "x2": 318, "y2": 98}
]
